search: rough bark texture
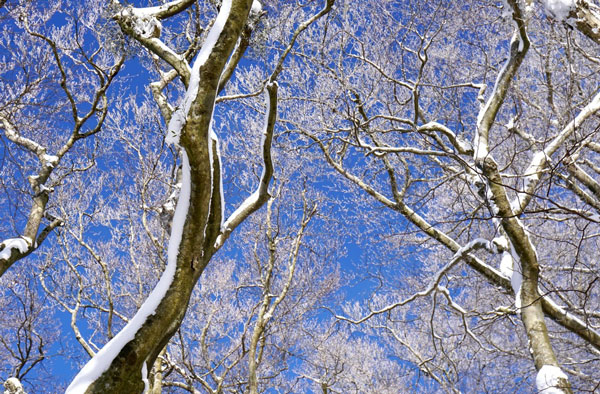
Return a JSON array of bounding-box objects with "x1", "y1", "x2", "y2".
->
[
  {"x1": 82, "y1": 1, "x2": 254, "y2": 392},
  {"x1": 482, "y1": 157, "x2": 573, "y2": 394}
]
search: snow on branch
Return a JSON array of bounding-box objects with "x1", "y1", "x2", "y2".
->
[
  {"x1": 543, "y1": 0, "x2": 575, "y2": 21},
  {"x1": 541, "y1": 294, "x2": 600, "y2": 352},
  {"x1": 66, "y1": 150, "x2": 192, "y2": 394},
  {"x1": 67, "y1": 0, "x2": 239, "y2": 390},
  {"x1": 418, "y1": 121, "x2": 473, "y2": 155},
  {"x1": 569, "y1": 0, "x2": 600, "y2": 44},
  {"x1": 3, "y1": 378, "x2": 26, "y2": 394},
  {"x1": 0, "y1": 115, "x2": 47, "y2": 159},
  {"x1": 536, "y1": 364, "x2": 570, "y2": 393},
  {"x1": 511, "y1": 89, "x2": 600, "y2": 214},
  {"x1": 214, "y1": 82, "x2": 278, "y2": 250},
  {"x1": 165, "y1": 0, "x2": 234, "y2": 144},
  {"x1": 114, "y1": 6, "x2": 192, "y2": 85},
  {"x1": 0, "y1": 237, "x2": 32, "y2": 262},
  {"x1": 474, "y1": 0, "x2": 529, "y2": 163},
  {"x1": 150, "y1": 70, "x2": 178, "y2": 123}
]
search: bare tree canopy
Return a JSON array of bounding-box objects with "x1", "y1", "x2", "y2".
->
[{"x1": 1, "y1": 0, "x2": 599, "y2": 393}]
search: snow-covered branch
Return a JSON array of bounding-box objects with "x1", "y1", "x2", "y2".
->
[
  {"x1": 511, "y1": 89, "x2": 600, "y2": 214},
  {"x1": 418, "y1": 122, "x2": 473, "y2": 155},
  {"x1": 543, "y1": 0, "x2": 600, "y2": 44},
  {"x1": 474, "y1": 0, "x2": 529, "y2": 163},
  {"x1": 0, "y1": 116, "x2": 46, "y2": 159},
  {"x1": 114, "y1": 7, "x2": 192, "y2": 85},
  {"x1": 214, "y1": 82, "x2": 278, "y2": 250}
]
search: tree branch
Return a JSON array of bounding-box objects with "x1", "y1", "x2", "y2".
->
[{"x1": 215, "y1": 82, "x2": 277, "y2": 250}]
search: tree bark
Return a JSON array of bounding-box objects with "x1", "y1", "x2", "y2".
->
[{"x1": 73, "y1": 1, "x2": 256, "y2": 392}]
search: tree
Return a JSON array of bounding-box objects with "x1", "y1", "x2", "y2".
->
[
  {"x1": 0, "y1": 0, "x2": 124, "y2": 277},
  {"x1": 2, "y1": 0, "x2": 600, "y2": 393},
  {"x1": 62, "y1": 0, "x2": 333, "y2": 390},
  {"x1": 3, "y1": 0, "x2": 335, "y2": 392},
  {"x1": 286, "y1": 0, "x2": 600, "y2": 392}
]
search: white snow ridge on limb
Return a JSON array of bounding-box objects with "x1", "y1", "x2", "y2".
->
[
  {"x1": 65, "y1": 152, "x2": 192, "y2": 394},
  {"x1": 166, "y1": 0, "x2": 233, "y2": 145},
  {"x1": 0, "y1": 237, "x2": 31, "y2": 260},
  {"x1": 536, "y1": 365, "x2": 569, "y2": 393}
]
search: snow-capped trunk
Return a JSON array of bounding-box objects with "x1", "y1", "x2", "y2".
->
[
  {"x1": 474, "y1": 2, "x2": 572, "y2": 392},
  {"x1": 482, "y1": 158, "x2": 571, "y2": 392},
  {"x1": 66, "y1": 1, "x2": 255, "y2": 392}
]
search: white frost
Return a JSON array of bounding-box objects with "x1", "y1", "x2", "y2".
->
[
  {"x1": 536, "y1": 365, "x2": 569, "y2": 393},
  {"x1": 0, "y1": 237, "x2": 30, "y2": 260},
  {"x1": 543, "y1": 0, "x2": 575, "y2": 21}
]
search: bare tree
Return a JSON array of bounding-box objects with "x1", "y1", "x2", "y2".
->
[
  {"x1": 60, "y1": 0, "x2": 333, "y2": 391},
  {"x1": 3, "y1": 0, "x2": 600, "y2": 392},
  {"x1": 286, "y1": 0, "x2": 600, "y2": 391},
  {"x1": 0, "y1": 1, "x2": 124, "y2": 277}
]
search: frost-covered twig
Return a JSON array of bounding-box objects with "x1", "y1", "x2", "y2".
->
[
  {"x1": 268, "y1": 0, "x2": 335, "y2": 83},
  {"x1": 334, "y1": 239, "x2": 495, "y2": 325},
  {"x1": 114, "y1": 0, "x2": 195, "y2": 20}
]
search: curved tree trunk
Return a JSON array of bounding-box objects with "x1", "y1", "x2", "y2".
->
[{"x1": 67, "y1": 1, "x2": 262, "y2": 392}]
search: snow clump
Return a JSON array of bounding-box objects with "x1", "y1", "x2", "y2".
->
[
  {"x1": 543, "y1": 0, "x2": 575, "y2": 21},
  {"x1": 536, "y1": 365, "x2": 569, "y2": 393}
]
